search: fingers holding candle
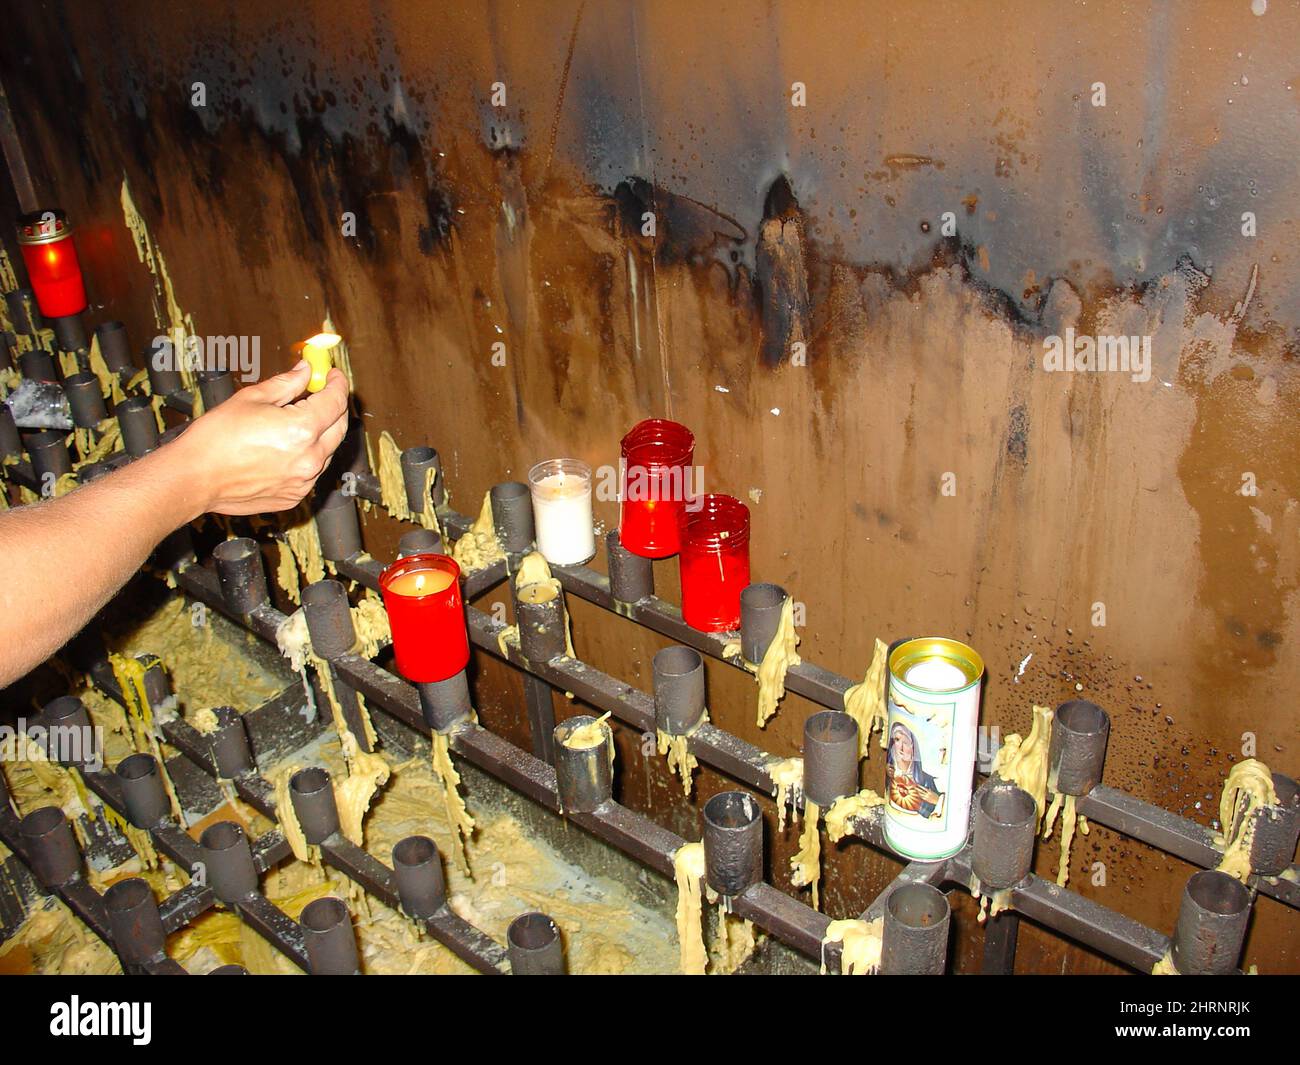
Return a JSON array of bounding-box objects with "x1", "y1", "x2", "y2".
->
[{"x1": 300, "y1": 332, "x2": 342, "y2": 392}]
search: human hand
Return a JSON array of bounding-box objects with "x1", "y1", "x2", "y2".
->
[{"x1": 169, "y1": 360, "x2": 349, "y2": 517}]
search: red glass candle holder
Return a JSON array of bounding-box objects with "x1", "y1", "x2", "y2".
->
[
  {"x1": 618, "y1": 418, "x2": 695, "y2": 558},
  {"x1": 17, "y1": 211, "x2": 87, "y2": 319},
  {"x1": 678, "y1": 493, "x2": 750, "y2": 632},
  {"x1": 379, "y1": 553, "x2": 469, "y2": 682}
]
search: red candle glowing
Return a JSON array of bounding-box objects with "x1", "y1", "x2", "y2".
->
[
  {"x1": 379, "y1": 553, "x2": 469, "y2": 682},
  {"x1": 17, "y1": 210, "x2": 87, "y2": 319},
  {"x1": 678, "y1": 494, "x2": 750, "y2": 632},
  {"x1": 618, "y1": 419, "x2": 695, "y2": 558}
]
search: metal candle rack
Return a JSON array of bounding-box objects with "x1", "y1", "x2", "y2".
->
[{"x1": 2, "y1": 346, "x2": 1299, "y2": 976}]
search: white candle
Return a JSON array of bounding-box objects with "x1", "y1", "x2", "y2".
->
[
  {"x1": 904, "y1": 657, "x2": 967, "y2": 692},
  {"x1": 528, "y1": 458, "x2": 595, "y2": 565}
]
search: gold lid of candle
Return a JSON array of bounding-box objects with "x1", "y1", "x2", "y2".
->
[{"x1": 17, "y1": 209, "x2": 72, "y2": 246}]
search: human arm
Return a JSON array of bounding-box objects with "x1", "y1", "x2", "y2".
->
[{"x1": 0, "y1": 360, "x2": 348, "y2": 686}]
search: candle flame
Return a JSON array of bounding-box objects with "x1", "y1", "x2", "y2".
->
[{"x1": 304, "y1": 332, "x2": 342, "y2": 350}]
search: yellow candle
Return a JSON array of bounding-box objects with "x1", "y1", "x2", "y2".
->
[
  {"x1": 302, "y1": 332, "x2": 342, "y2": 393},
  {"x1": 387, "y1": 568, "x2": 455, "y2": 597}
]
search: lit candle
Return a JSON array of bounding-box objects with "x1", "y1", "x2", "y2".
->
[
  {"x1": 528, "y1": 458, "x2": 595, "y2": 566},
  {"x1": 301, "y1": 332, "x2": 341, "y2": 393},
  {"x1": 386, "y1": 568, "x2": 455, "y2": 597},
  {"x1": 17, "y1": 210, "x2": 87, "y2": 319},
  {"x1": 378, "y1": 553, "x2": 469, "y2": 682}
]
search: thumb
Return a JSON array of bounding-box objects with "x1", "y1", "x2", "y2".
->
[{"x1": 243, "y1": 360, "x2": 311, "y2": 406}]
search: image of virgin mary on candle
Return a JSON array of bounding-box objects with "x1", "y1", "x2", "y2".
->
[{"x1": 885, "y1": 721, "x2": 943, "y2": 820}]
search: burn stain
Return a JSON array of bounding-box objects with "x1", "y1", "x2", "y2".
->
[
  {"x1": 754, "y1": 175, "x2": 810, "y2": 369},
  {"x1": 613, "y1": 176, "x2": 747, "y2": 272},
  {"x1": 1005, "y1": 403, "x2": 1029, "y2": 464}
]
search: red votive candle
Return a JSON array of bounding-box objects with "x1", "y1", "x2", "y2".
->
[
  {"x1": 379, "y1": 553, "x2": 469, "y2": 682},
  {"x1": 678, "y1": 493, "x2": 750, "y2": 632},
  {"x1": 17, "y1": 210, "x2": 88, "y2": 319},
  {"x1": 619, "y1": 418, "x2": 695, "y2": 558}
]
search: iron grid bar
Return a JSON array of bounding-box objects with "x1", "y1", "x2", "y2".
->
[
  {"x1": 0, "y1": 773, "x2": 201, "y2": 974},
  {"x1": 342, "y1": 483, "x2": 1300, "y2": 910},
  {"x1": 6, "y1": 439, "x2": 1291, "y2": 970},
  {"x1": 89, "y1": 659, "x2": 507, "y2": 975},
  {"x1": 176, "y1": 564, "x2": 838, "y2": 963},
  {"x1": 177, "y1": 558, "x2": 1199, "y2": 973}
]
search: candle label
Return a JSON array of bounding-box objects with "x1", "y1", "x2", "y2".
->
[{"x1": 883, "y1": 638, "x2": 984, "y2": 861}]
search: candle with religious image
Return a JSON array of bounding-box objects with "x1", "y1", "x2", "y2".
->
[{"x1": 884, "y1": 637, "x2": 985, "y2": 861}]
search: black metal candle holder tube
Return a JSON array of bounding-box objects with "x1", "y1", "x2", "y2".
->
[
  {"x1": 314, "y1": 489, "x2": 363, "y2": 562},
  {"x1": 397, "y1": 528, "x2": 443, "y2": 557},
  {"x1": 94, "y1": 321, "x2": 134, "y2": 376},
  {"x1": 506, "y1": 912, "x2": 565, "y2": 975},
  {"x1": 880, "y1": 882, "x2": 951, "y2": 975},
  {"x1": 415, "y1": 672, "x2": 473, "y2": 733},
  {"x1": 300, "y1": 896, "x2": 360, "y2": 975},
  {"x1": 63, "y1": 372, "x2": 106, "y2": 428},
  {"x1": 115, "y1": 753, "x2": 170, "y2": 829},
  {"x1": 392, "y1": 835, "x2": 447, "y2": 919},
  {"x1": 145, "y1": 339, "x2": 182, "y2": 397},
  {"x1": 20, "y1": 807, "x2": 82, "y2": 887},
  {"x1": 214, "y1": 537, "x2": 268, "y2": 614},
  {"x1": 28, "y1": 429, "x2": 72, "y2": 486},
  {"x1": 137, "y1": 654, "x2": 172, "y2": 708},
  {"x1": 19, "y1": 347, "x2": 58, "y2": 382},
  {"x1": 77, "y1": 460, "x2": 113, "y2": 484},
  {"x1": 51, "y1": 313, "x2": 87, "y2": 353},
  {"x1": 553, "y1": 715, "x2": 613, "y2": 814},
  {"x1": 209, "y1": 964, "x2": 248, "y2": 975},
  {"x1": 515, "y1": 586, "x2": 568, "y2": 664},
  {"x1": 289, "y1": 767, "x2": 341, "y2": 845},
  {"x1": 115, "y1": 395, "x2": 160, "y2": 457},
  {"x1": 1170, "y1": 870, "x2": 1251, "y2": 975},
  {"x1": 197, "y1": 370, "x2": 236, "y2": 409},
  {"x1": 5, "y1": 288, "x2": 42, "y2": 335},
  {"x1": 972, "y1": 783, "x2": 1037, "y2": 890},
  {"x1": 491, "y1": 481, "x2": 534, "y2": 553},
  {"x1": 606, "y1": 529, "x2": 653, "y2": 605},
  {"x1": 702, "y1": 790, "x2": 763, "y2": 898},
  {"x1": 802, "y1": 710, "x2": 859, "y2": 809},
  {"x1": 301, "y1": 579, "x2": 356, "y2": 659},
  {"x1": 104, "y1": 877, "x2": 167, "y2": 971},
  {"x1": 199, "y1": 822, "x2": 259, "y2": 904},
  {"x1": 0, "y1": 404, "x2": 20, "y2": 459},
  {"x1": 740, "y1": 583, "x2": 787, "y2": 665},
  {"x1": 400, "y1": 445, "x2": 444, "y2": 516},
  {"x1": 1048, "y1": 700, "x2": 1110, "y2": 796},
  {"x1": 653, "y1": 645, "x2": 706, "y2": 735},
  {"x1": 152, "y1": 525, "x2": 196, "y2": 575},
  {"x1": 1248, "y1": 773, "x2": 1300, "y2": 877},
  {"x1": 40, "y1": 695, "x2": 95, "y2": 766},
  {"x1": 208, "y1": 706, "x2": 254, "y2": 778},
  {"x1": 337, "y1": 418, "x2": 370, "y2": 480}
]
